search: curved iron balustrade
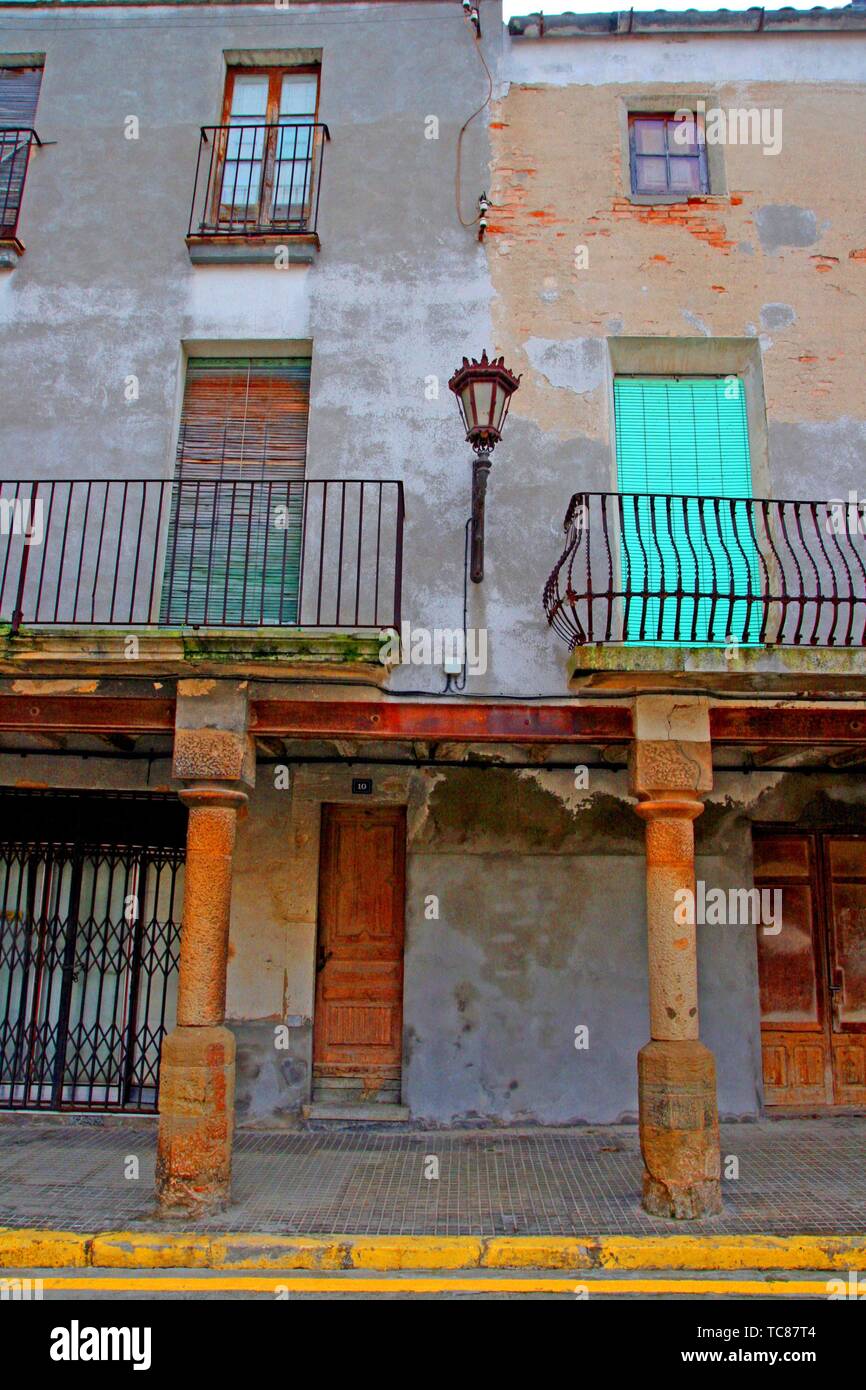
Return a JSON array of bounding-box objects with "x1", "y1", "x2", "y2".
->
[{"x1": 544, "y1": 491, "x2": 866, "y2": 650}]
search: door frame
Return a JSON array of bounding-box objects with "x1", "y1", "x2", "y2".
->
[
  {"x1": 311, "y1": 800, "x2": 408, "y2": 1099},
  {"x1": 752, "y1": 822, "x2": 866, "y2": 1113}
]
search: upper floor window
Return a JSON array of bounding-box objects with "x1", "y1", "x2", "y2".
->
[
  {"x1": 218, "y1": 65, "x2": 320, "y2": 228},
  {"x1": 161, "y1": 356, "x2": 311, "y2": 626},
  {"x1": 0, "y1": 64, "x2": 43, "y2": 246},
  {"x1": 628, "y1": 113, "x2": 708, "y2": 198},
  {"x1": 614, "y1": 375, "x2": 759, "y2": 645}
]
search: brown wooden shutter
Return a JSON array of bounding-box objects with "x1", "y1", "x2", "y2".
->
[
  {"x1": 161, "y1": 358, "x2": 311, "y2": 626},
  {"x1": 0, "y1": 66, "x2": 42, "y2": 126},
  {"x1": 0, "y1": 66, "x2": 43, "y2": 236}
]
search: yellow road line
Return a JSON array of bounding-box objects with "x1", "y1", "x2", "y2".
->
[{"x1": 36, "y1": 1275, "x2": 832, "y2": 1296}]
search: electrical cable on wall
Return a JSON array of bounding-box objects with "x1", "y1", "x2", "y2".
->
[{"x1": 455, "y1": 1, "x2": 494, "y2": 233}]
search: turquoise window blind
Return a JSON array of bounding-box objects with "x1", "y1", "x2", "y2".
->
[{"x1": 614, "y1": 376, "x2": 761, "y2": 645}]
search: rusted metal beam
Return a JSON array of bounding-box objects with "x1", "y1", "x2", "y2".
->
[
  {"x1": 0, "y1": 697, "x2": 175, "y2": 734},
  {"x1": 711, "y1": 705, "x2": 866, "y2": 745},
  {"x1": 251, "y1": 700, "x2": 633, "y2": 743},
  {"x1": 3, "y1": 695, "x2": 864, "y2": 751}
]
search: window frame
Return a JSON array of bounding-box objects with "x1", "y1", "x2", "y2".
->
[
  {"x1": 628, "y1": 112, "x2": 709, "y2": 200},
  {"x1": 219, "y1": 64, "x2": 320, "y2": 128},
  {"x1": 0, "y1": 61, "x2": 44, "y2": 247},
  {"x1": 619, "y1": 95, "x2": 727, "y2": 205},
  {"x1": 612, "y1": 372, "x2": 761, "y2": 647},
  {"x1": 213, "y1": 63, "x2": 321, "y2": 230}
]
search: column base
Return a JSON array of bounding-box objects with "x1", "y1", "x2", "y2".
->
[
  {"x1": 638, "y1": 1039, "x2": 722, "y2": 1219},
  {"x1": 156, "y1": 1025, "x2": 236, "y2": 1215}
]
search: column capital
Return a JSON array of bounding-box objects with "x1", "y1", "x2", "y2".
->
[
  {"x1": 173, "y1": 680, "x2": 255, "y2": 790},
  {"x1": 178, "y1": 784, "x2": 249, "y2": 814},
  {"x1": 630, "y1": 696, "x2": 712, "y2": 800},
  {"x1": 629, "y1": 739, "x2": 712, "y2": 799}
]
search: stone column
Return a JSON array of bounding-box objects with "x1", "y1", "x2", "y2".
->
[
  {"x1": 629, "y1": 696, "x2": 721, "y2": 1219},
  {"x1": 156, "y1": 681, "x2": 254, "y2": 1214}
]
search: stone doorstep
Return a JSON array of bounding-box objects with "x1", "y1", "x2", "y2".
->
[{"x1": 302, "y1": 1102, "x2": 410, "y2": 1122}]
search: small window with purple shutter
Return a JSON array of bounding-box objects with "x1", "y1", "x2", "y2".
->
[{"x1": 628, "y1": 113, "x2": 709, "y2": 197}]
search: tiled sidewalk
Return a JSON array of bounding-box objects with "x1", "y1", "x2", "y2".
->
[{"x1": 0, "y1": 1115, "x2": 863, "y2": 1237}]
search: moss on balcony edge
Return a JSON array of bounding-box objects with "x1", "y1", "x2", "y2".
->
[
  {"x1": 0, "y1": 627, "x2": 389, "y2": 677},
  {"x1": 566, "y1": 641, "x2": 866, "y2": 694}
]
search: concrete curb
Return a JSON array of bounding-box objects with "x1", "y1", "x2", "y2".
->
[{"x1": 2, "y1": 1229, "x2": 866, "y2": 1272}]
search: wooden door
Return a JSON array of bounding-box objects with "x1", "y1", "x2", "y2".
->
[
  {"x1": 754, "y1": 832, "x2": 832, "y2": 1106},
  {"x1": 312, "y1": 805, "x2": 406, "y2": 1093},
  {"x1": 754, "y1": 830, "x2": 866, "y2": 1107},
  {"x1": 823, "y1": 837, "x2": 866, "y2": 1105}
]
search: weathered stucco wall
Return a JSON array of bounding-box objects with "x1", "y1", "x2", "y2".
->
[
  {"x1": 0, "y1": 3, "x2": 522, "y2": 689},
  {"x1": 489, "y1": 73, "x2": 866, "y2": 432},
  {"x1": 221, "y1": 759, "x2": 803, "y2": 1126},
  {"x1": 403, "y1": 764, "x2": 767, "y2": 1123},
  {"x1": 3, "y1": 749, "x2": 866, "y2": 1124},
  {"x1": 5, "y1": 16, "x2": 862, "y2": 698},
  {"x1": 488, "y1": 37, "x2": 866, "y2": 551},
  {"x1": 213, "y1": 757, "x2": 866, "y2": 1125}
]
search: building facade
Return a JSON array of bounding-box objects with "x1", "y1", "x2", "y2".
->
[{"x1": 1, "y1": 2, "x2": 865, "y2": 1219}]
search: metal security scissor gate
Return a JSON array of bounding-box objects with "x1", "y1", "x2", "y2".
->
[{"x1": 0, "y1": 792, "x2": 185, "y2": 1112}]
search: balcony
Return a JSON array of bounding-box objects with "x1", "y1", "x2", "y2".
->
[
  {"x1": 186, "y1": 122, "x2": 329, "y2": 265},
  {"x1": 0, "y1": 478, "x2": 402, "y2": 672},
  {"x1": 0, "y1": 128, "x2": 40, "y2": 264},
  {"x1": 544, "y1": 491, "x2": 866, "y2": 690}
]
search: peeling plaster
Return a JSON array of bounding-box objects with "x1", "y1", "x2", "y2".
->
[
  {"x1": 754, "y1": 205, "x2": 820, "y2": 255},
  {"x1": 682, "y1": 310, "x2": 711, "y2": 337},
  {"x1": 760, "y1": 302, "x2": 797, "y2": 330},
  {"x1": 10, "y1": 679, "x2": 99, "y2": 695},
  {"x1": 523, "y1": 336, "x2": 606, "y2": 394}
]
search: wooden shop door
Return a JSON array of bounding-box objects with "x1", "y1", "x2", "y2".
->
[
  {"x1": 754, "y1": 831, "x2": 866, "y2": 1108},
  {"x1": 312, "y1": 805, "x2": 406, "y2": 1097}
]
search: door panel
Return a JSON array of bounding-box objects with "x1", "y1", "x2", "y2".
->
[
  {"x1": 756, "y1": 883, "x2": 821, "y2": 1026},
  {"x1": 312, "y1": 806, "x2": 406, "y2": 1090},
  {"x1": 824, "y1": 837, "x2": 866, "y2": 1105},
  {"x1": 754, "y1": 831, "x2": 833, "y2": 1106},
  {"x1": 754, "y1": 829, "x2": 866, "y2": 1107}
]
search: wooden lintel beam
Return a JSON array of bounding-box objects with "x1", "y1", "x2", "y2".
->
[
  {"x1": 0, "y1": 697, "x2": 175, "y2": 734},
  {"x1": 711, "y1": 706, "x2": 866, "y2": 746},
  {"x1": 251, "y1": 701, "x2": 633, "y2": 744}
]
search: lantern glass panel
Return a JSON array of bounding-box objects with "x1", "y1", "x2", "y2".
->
[
  {"x1": 457, "y1": 385, "x2": 474, "y2": 433},
  {"x1": 473, "y1": 381, "x2": 495, "y2": 431}
]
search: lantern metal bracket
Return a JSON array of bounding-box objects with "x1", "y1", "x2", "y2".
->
[
  {"x1": 448, "y1": 351, "x2": 521, "y2": 586},
  {"x1": 470, "y1": 447, "x2": 492, "y2": 583}
]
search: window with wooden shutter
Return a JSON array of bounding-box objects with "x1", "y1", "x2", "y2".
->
[
  {"x1": 0, "y1": 64, "x2": 42, "y2": 125},
  {"x1": 0, "y1": 65, "x2": 42, "y2": 237},
  {"x1": 161, "y1": 357, "x2": 311, "y2": 627},
  {"x1": 614, "y1": 375, "x2": 761, "y2": 645}
]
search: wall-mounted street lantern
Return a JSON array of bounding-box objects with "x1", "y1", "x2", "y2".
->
[{"x1": 448, "y1": 351, "x2": 521, "y2": 582}]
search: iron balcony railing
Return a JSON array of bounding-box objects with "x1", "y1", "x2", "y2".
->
[
  {"x1": 544, "y1": 491, "x2": 866, "y2": 650},
  {"x1": 188, "y1": 122, "x2": 329, "y2": 239},
  {"x1": 0, "y1": 478, "x2": 403, "y2": 632},
  {"x1": 0, "y1": 128, "x2": 40, "y2": 242}
]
